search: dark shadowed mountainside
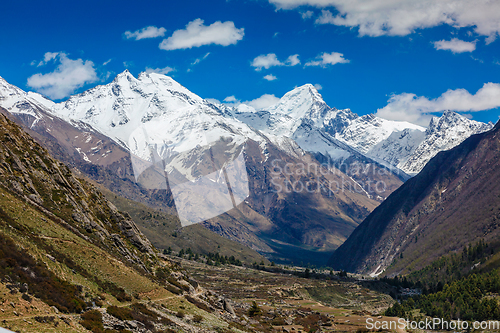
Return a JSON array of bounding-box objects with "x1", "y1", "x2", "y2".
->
[{"x1": 329, "y1": 121, "x2": 500, "y2": 276}]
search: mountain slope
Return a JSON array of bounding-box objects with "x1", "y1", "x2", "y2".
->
[
  {"x1": 97, "y1": 183, "x2": 269, "y2": 264},
  {"x1": 0, "y1": 108, "x2": 267, "y2": 333},
  {"x1": 0, "y1": 108, "x2": 169, "y2": 321},
  {"x1": 0, "y1": 107, "x2": 154, "y2": 264},
  {"x1": 329, "y1": 121, "x2": 500, "y2": 275}
]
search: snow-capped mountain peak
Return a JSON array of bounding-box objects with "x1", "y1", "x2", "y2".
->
[
  {"x1": 0, "y1": 75, "x2": 56, "y2": 118},
  {"x1": 390, "y1": 111, "x2": 494, "y2": 175},
  {"x1": 48, "y1": 71, "x2": 264, "y2": 158},
  {"x1": 0, "y1": 76, "x2": 28, "y2": 107},
  {"x1": 427, "y1": 110, "x2": 493, "y2": 135},
  {"x1": 266, "y1": 83, "x2": 331, "y2": 123},
  {"x1": 330, "y1": 112, "x2": 425, "y2": 155}
]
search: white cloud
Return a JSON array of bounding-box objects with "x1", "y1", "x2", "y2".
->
[
  {"x1": 251, "y1": 54, "x2": 283, "y2": 70},
  {"x1": 103, "y1": 71, "x2": 113, "y2": 80},
  {"x1": 251, "y1": 53, "x2": 300, "y2": 71},
  {"x1": 30, "y1": 51, "x2": 60, "y2": 67},
  {"x1": 103, "y1": 59, "x2": 112, "y2": 66},
  {"x1": 286, "y1": 54, "x2": 301, "y2": 66},
  {"x1": 269, "y1": 0, "x2": 337, "y2": 9},
  {"x1": 27, "y1": 52, "x2": 98, "y2": 100},
  {"x1": 223, "y1": 95, "x2": 239, "y2": 103},
  {"x1": 470, "y1": 55, "x2": 484, "y2": 63},
  {"x1": 376, "y1": 83, "x2": 500, "y2": 126},
  {"x1": 376, "y1": 93, "x2": 435, "y2": 126},
  {"x1": 221, "y1": 94, "x2": 281, "y2": 110},
  {"x1": 244, "y1": 94, "x2": 280, "y2": 109},
  {"x1": 315, "y1": 10, "x2": 335, "y2": 24},
  {"x1": 301, "y1": 10, "x2": 314, "y2": 19},
  {"x1": 269, "y1": 0, "x2": 500, "y2": 41},
  {"x1": 305, "y1": 52, "x2": 349, "y2": 67},
  {"x1": 264, "y1": 74, "x2": 278, "y2": 81},
  {"x1": 433, "y1": 38, "x2": 476, "y2": 53},
  {"x1": 124, "y1": 26, "x2": 166, "y2": 40},
  {"x1": 314, "y1": 83, "x2": 323, "y2": 90},
  {"x1": 37, "y1": 52, "x2": 59, "y2": 67},
  {"x1": 191, "y1": 52, "x2": 211, "y2": 66},
  {"x1": 144, "y1": 66, "x2": 175, "y2": 75},
  {"x1": 159, "y1": 19, "x2": 244, "y2": 50}
]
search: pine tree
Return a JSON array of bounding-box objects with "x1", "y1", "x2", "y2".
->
[{"x1": 248, "y1": 301, "x2": 262, "y2": 317}]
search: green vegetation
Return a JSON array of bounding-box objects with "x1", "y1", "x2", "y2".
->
[
  {"x1": 385, "y1": 241, "x2": 500, "y2": 321},
  {"x1": 0, "y1": 200, "x2": 136, "y2": 304},
  {"x1": 205, "y1": 251, "x2": 243, "y2": 266},
  {"x1": 0, "y1": 232, "x2": 85, "y2": 313},
  {"x1": 386, "y1": 271, "x2": 500, "y2": 321},
  {"x1": 107, "y1": 306, "x2": 133, "y2": 321},
  {"x1": 80, "y1": 310, "x2": 105, "y2": 333},
  {"x1": 382, "y1": 240, "x2": 500, "y2": 292},
  {"x1": 164, "y1": 246, "x2": 244, "y2": 267},
  {"x1": 248, "y1": 301, "x2": 262, "y2": 317},
  {"x1": 406, "y1": 240, "x2": 496, "y2": 289}
]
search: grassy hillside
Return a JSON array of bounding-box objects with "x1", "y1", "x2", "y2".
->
[{"x1": 0, "y1": 111, "x2": 266, "y2": 332}]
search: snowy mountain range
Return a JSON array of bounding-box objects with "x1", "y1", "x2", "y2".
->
[
  {"x1": 0, "y1": 70, "x2": 494, "y2": 264},
  {"x1": 1, "y1": 71, "x2": 492, "y2": 179},
  {"x1": 229, "y1": 84, "x2": 493, "y2": 175},
  {"x1": 0, "y1": 71, "x2": 385, "y2": 264}
]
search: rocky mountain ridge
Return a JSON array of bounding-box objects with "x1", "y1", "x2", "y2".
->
[{"x1": 230, "y1": 85, "x2": 493, "y2": 176}]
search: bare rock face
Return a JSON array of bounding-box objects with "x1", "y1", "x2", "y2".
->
[
  {"x1": 118, "y1": 217, "x2": 153, "y2": 254},
  {"x1": 223, "y1": 298, "x2": 236, "y2": 317},
  {"x1": 102, "y1": 312, "x2": 149, "y2": 333},
  {"x1": 107, "y1": 202, "x2": 154, "y2": 254}
]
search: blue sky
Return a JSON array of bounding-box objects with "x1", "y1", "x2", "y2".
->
[{"x1": 1, "y1": 0, "x2": 500, "y2": 126}]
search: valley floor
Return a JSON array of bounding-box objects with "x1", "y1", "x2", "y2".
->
[
  {"x1": 0, "y1": 257, "x2": 406, "y2": 333},
  {"x1": 180, "y1": 259, "x2": 403, "y2": 332}
]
